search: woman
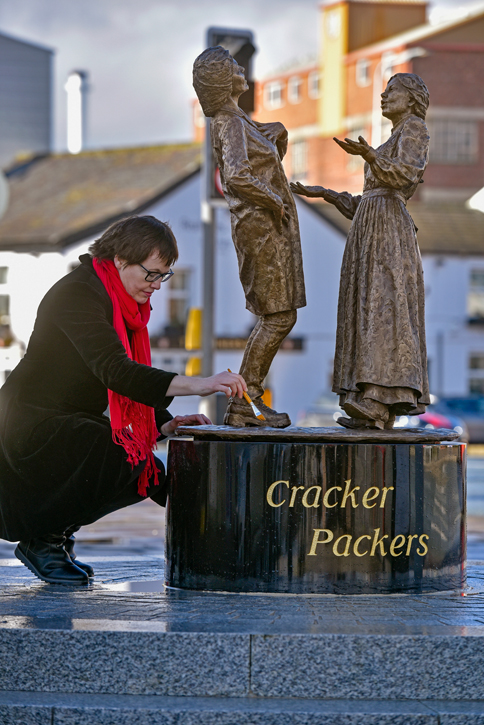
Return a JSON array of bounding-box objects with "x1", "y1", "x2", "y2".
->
[
  {"x1": 193, "y1": 46, "x2": 306, "y2": 428},
  {"x1": 0, "y1": 215, "x2": 246, "y2": 584},
  {"x1": 292, "y1": 73, "x2": 430, "y2": 430}
]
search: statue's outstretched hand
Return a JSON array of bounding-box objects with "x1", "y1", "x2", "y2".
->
[
  {"x1": 333, "y1": 135, "x2": 376, "y2": 161},
  {"x1": 290, "y1": 182, "x2": 330, "y2": 199}
]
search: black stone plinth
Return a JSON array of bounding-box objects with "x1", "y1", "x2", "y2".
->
[{"x1": 166, "y1": 427, "x2": 466, "y2": 594}]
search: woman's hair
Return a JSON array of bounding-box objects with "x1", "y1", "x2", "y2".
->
[
  {"x1": 89, "y1": 215, "x2": 178, "y2": 266},
  {"x1": 193, "y1": 46, "x2": 234, "y2": 117},
  {"x1": 388, "y1": 73, "x2": 430, "y2": 120}
]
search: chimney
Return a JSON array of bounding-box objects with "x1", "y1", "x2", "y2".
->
[{"x1": 65, "y1": 70, "x2": 89, "y2": 154}]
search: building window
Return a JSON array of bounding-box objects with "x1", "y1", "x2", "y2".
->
[
  {"x1": 0, "y1": 268, "x2": 7, "y2": 284},
  {"x1": 468, "y1": 269, "x2": 484, "y2": 320},
  {"x1": 291, "y1": 140, "x2": 307, "y2": 179},
  {"x1": 288, "y1": 76, "x2": 302, "y2": 104},
  {"x1": 429, "y1": 119, "x2": 478, "y2": 164},
  {"x1": 470, "y1": 354, "x2": 484, "y2": 370},
  {"x1": 167, "y1": 269, "x2": 191, "y2": 328},
  {"x1": 265, "y1": 81, "x2": 284, "y2": 110},
  {"x1": 470, "y1": 379, "x2": 484, "y2": 394},
  {"x1": 0, "y1": 295, "x2": 9, "y2": 325},
  {"x1": 308, "y1": 71, "x2": 320, "y2": 99},
  {"x1": 469, "y1": 358, "x2": 484, "y2": 394},
  {"x1": 326, "y1": 10, "x2": 341, "y2": 39},
  {"x1": 355, "y1": 59, "x2": 371, "y2": 87}
]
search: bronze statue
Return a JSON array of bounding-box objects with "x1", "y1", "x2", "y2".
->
[
  {"x1": 292, "y1": 73, "x2": 430, "y2": 430},
  {"x1": 193, "y1": 47, "x2": 306, "y2": 428}
]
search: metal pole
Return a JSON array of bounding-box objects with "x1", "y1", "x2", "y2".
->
[
  {"x1": 201, "y1": 201, "x2": 215, "y2": 378},
  {"x1": 199, "y1": 116, "x2": 218, "y2": 422}
]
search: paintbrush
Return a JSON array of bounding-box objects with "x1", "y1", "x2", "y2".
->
[{"x1": 227, "y1": 369, "x2": 266, "y2": 421}]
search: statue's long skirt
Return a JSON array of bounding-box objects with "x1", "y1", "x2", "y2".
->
[{"x1": 332, "y1": 194, "x2": 430, "y2": 412}]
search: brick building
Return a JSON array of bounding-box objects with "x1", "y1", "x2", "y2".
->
[{"x1": 194, "y1": 0, "x2": 484, "y2": 202}]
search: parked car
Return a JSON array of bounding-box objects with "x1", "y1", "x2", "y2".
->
[
  {"x1": 395, "y1": 407, "x2": 469, "y2": 443},
  {"x1": 430, "y1": 396, "x2": 484, "y2": 443}
]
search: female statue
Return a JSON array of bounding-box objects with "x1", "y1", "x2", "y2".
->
[
  {"x1": 292, "y1": 73, "x2": 430, "y2": 430},
  {"x1": 193, "y1": 46, "x2": 306, "y2": 428}
]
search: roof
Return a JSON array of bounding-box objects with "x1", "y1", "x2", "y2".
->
[
  {"x1": 0, "y1": 144, "x2": 201, "y2": 252},
  {"x1": 304, "y1": 198, "x2": 484, "y2": 256},
  {"x1": 347, "y1": 1, "x2": 484, "y2": 60},
  {"x1": 0, "y1": 30, "x2": 54, "y2": 54}
]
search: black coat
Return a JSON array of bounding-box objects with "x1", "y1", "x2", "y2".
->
[{"x1": 0, "y1": 255, "x2": 176, "y2": 541}]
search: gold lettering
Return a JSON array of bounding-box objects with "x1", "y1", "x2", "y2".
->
[
  {"x1": 322, "y1": 486, "x2": 342, "y2": 508},
  {"x1": 333, "y1": 534, "x2": 352, "y2": 557},
  {"x1": 340, "y1": 479, "x2": 360, "y2": 508},
  {"x1": 266, "y1": 480, "x2": 289, "y2": 508},
  {"x1": 302, "y1": 486, "x2": 322, "y2": 508},
  {"x1": 370, "y1": 528, "x2": 389, "y2": 556},
  {"x1": 406, "y1": 534, "x2": 418, "y2": 556},
  {"x1": 353, "y1": 534, "x2": 371, "y2": 557},
  {"x1": 417, "y1": 534, "x2": 429, "y2": 556},
  {"x1": 390, "y1": 535, "x2": 406, "y2": 557},
  {"x1": 308, "y1": 529, "x2": 334, "y2": 555},
  {"x1": 362, "y1": 487, "x2": 380, "y2": 509},
  {"x1": 379, "y1": 486, "x2": 395, "y2": 508},
  {"x1": 289, "y1": 486, "x2": 305, "y2": 507}
]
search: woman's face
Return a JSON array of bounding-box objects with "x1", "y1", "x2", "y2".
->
[
  {"x1": 114, "y1": 250, "x2": 171, "y2": 304},
  {"x1": 232, "y1": 60, "x2": 249, "y2": 96},
  {"x1": 381, "y1": 78, "x2": 413, "y2": 121}
]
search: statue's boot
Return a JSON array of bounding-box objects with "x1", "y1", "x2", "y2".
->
[
  {"x1": 224, "y1": 396, "x2": 291, "y2": 428},
  {"x1": 337, "y1": 416, "x2": 384, "y2": 430},
  {"x1": 342, "y1": 396, "x2": 389, "y2": 430}
]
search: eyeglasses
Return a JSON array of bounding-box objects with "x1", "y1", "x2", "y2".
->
[{"x1": 138, "y1": 263, "x2": 174, "y2": 283}]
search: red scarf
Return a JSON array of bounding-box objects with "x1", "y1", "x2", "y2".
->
[{"x1": 93, "y1": 258, "x2": 159, "y2": 496}]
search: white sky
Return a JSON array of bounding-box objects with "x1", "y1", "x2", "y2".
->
[{"x1": 0, "y1": 0, "x2": 476, "y2": 152}]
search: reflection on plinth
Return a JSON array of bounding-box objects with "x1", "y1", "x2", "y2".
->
[{"x1": 165, "y1": 426, "x2": 466, "y2": 594}]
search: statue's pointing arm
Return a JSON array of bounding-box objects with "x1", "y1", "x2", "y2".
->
[{"x1": 220, "y1": 117, "x2": 283, "y2": 211}]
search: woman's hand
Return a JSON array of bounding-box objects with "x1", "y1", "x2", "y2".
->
[
  {"x1": 166, "y1": 371, "x2": 247, "y2": 398},
  {"x1": 333, "y1": 135, "x2": 376, "y2": 162},
  {"x1": 160, "y1": 414, "x2": 211, "y2": 437},
  {"x1": 197, "y1": 371, "x2": 247, "y2": 398}
]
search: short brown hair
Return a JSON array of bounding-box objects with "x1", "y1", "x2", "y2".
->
[{"x1": 89, "y1": 215, "x2": 179, "y2": 266}]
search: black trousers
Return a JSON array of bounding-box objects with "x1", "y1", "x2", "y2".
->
[{"x1": 52, "y1": 457, "x2": 167, "y2": 537}]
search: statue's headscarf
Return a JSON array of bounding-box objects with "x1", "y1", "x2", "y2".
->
[
  {"x1": 193, "y1": 46, "x2": 234, "y2": 117},
  {"x1": 388, "y1": 73, "x2": 430, "y2": 120}
]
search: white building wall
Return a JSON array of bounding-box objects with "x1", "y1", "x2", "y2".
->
[{"x1": 423, "y1": 254, "x2": 484, "y2": 397}]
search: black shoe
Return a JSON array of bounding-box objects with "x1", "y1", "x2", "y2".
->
[
  {"x1": 15, "y1": 535, "x2": 89, "y2": 585},
  {"x1": 64, "y1": 533, "x2": 94, "y2": 578}
]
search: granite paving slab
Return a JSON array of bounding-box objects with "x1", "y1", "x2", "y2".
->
[
  {"x1": 2, "y1": 692, "x2": 484, "y2": 724},
  {"x1": 1, "y1": 557, "x2": 484, "y2": 636}
]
